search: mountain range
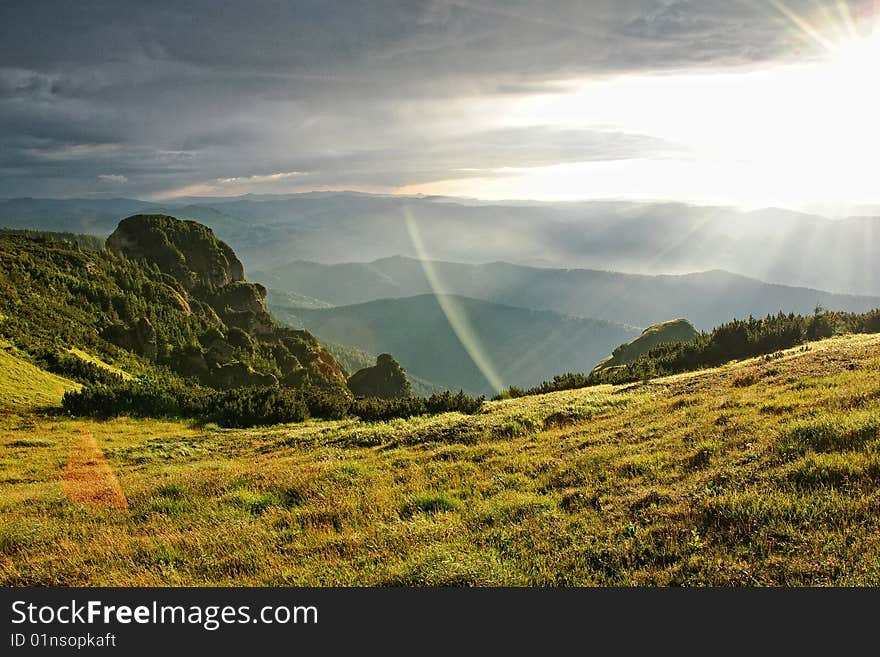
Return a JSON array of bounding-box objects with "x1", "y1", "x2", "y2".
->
[
  {"x1": 5, "y1": 194, "x2": 878, "y2": 394},
  {"x1": 1, "y1": 193, "x2": 878, "y2": 295},
  {"x1": 257, "y1": 256, "x2": 880, "y2": 331}
]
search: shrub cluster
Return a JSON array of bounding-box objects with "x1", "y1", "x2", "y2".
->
[
  {"x1": 62, "y1": 378, "x2": 313, "y2": 427},
  {"x1": 61, "y1": 378, "x2": 179, "y2": 419},
  {"x1": 62, "y1": 379, "x2": 484, "y2": 428},
  {"x1": 351, "y1": 391, "x2": 484, "y2": 422},
  {"x1": 38, "y1": 350, "x2": 126, "y2": 386},
  {"x1": 497, "y1": 373, "x2": 591, "y2": 400}
]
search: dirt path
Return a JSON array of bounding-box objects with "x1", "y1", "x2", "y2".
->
[{"x1": 62, "y1": 430, "x2": 128, "y2": 508}]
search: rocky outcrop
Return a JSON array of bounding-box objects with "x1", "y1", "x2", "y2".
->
[
  {"x1": 101, "y1": 317, "x2": 158, "y2": 361},
  {"x1": 211, "y1": 281, "x2": 267, "y2": 315},
  {"x1": 212, "y1": 362, "x2": 278, "y2": 389},
  {"x1": 104, "y1": 214, "x2": 349, "y2": 392},
  {"x1": 348, "y1": 354, "x2": 412, "y2": 399},
  {"x1": 278, "y1": 329, "x2": 348, "y2": 387},
  {"x1": 107, "y1": 214, "x2": 244, "y2": 292}
]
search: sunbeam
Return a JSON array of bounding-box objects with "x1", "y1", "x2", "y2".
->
[
  {"x1": 403, "y1": 207, "x2": 507, "y2": 394},
  {"x1": 766, "y1": 0, "x2": 837, "y2": 50}
]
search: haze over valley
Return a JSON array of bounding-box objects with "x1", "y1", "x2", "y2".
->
[{"x1": 2, "y1": 195, "x2": 878, "y2": 295}]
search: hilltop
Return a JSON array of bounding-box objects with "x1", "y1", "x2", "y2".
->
[
  {"x1": 593, "y1": 319, "x2": 699, "y2": 373},
  {"x1": 107, "y1": 214, "x2": 246, "y2": 292},
  {"x1": 2, "y1": 333, "x2": 879, "y2": 585}
]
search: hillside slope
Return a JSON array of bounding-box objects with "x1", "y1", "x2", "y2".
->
[
  {"x1": 276, "y1": 294, "x2": 639, "y2": 395},
  {"x1": 256, "y1": 256, "x2": 880, "y2": 330},
  {"x1": 2, "y1": 333, "x2": 878, "y2": 585},
  {"x1": 0, "y1": 342, "x2": 79, "y2": 411}
]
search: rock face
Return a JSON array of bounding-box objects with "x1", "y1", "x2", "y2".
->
[
  {"x1": 592, "y1": 318, "x2": 699, "y2": 373},
  {"x1": 209, "y1": 281, "x2": 274, "y2": 338},
  {"x1": 101, "y1": 317, "x2": 158, "y2": 361},
  {"x1": 212, "y1": 362, "x2": 278, "y2": 389},
  {"x1": 104, "y1": 214, "x2": 348, "y2": 390},
  {"x1": 348, "y1": 354, "x2": 412, "y2": 399},
  {"x1": 107, "y1": 214, "x2": 244, "y2": 291}
]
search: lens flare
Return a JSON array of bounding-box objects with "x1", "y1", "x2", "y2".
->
[{"x1": 403, "y1": 207, "x2": 506, "y2": 394}]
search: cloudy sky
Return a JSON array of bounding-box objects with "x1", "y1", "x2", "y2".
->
[{"x1": 1, "y1": 0, "x2": 878, "y2": 210}]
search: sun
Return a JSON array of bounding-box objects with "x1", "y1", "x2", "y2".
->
[
  {"x1": 403, "y1": 3, "x2": 880, "y2": 209},
  {"x1": 803, "y1": 26, "x2": 880, "y2": 156},
  {"x1": 824, "y1": 28, "x2": 880, "y2": 80}
]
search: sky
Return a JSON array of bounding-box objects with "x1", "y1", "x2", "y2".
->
[{"x1": 1, "y1": 0, "x2": 878, "y2": 211}]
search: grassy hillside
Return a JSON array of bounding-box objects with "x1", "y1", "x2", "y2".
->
[
  {"x1": 587, "y1": 309, "x2": 880, "y2": 387},
  {"x1": 278, "y1": 294, "x2": 638, "y2": 395},
  {"x1": 256, "y1": 256, "x2": 880, "y2": 330},
  {"x1": 67, "y1": 347, "x2": 133, "y2": 381},
  {"x1": 1, "y1": 333, "x2": 878, "y2": 585},
  {"x1": 0, "y1": 341, "x2": 79, "y2": 411}
]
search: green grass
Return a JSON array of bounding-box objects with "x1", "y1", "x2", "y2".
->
[
  {"x1": 1, "y1": 334, "x2": 880, "y2": 585},
  {"x1": 777, "y1": 411, "x2": 879, "y2": 454},
  {"x1": 0, "y1": 343, "x2": 80, "y2": 411}
]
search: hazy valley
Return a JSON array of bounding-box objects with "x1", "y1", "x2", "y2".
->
[{"x1": 273, "y1": 293, "x2": 638, "y2": 395}]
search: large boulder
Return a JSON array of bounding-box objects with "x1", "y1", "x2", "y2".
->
[{"x1": 348, "y1": 353, "x2": 412, "y2": 399}]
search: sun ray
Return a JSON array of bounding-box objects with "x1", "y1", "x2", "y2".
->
[
  {"x1": 813, "y1": 0, "x2": 851, "y2": 43},
  {"x1": 834, "y1": 0, "x2": 861, "y2": 39},
  {"x1": 403, "y1": 206, "x2": 506, "y2": 394},
  {"x1": 765, "y1": 0, "x2": 837, "y2": 50}
]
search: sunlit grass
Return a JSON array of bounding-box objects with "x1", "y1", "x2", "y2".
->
[
  {"x1": 67, "y1": 347, "x2": 133, "y2": 381},
  {"x1": 1, "y1": 334, "x2": 879, "y2": 586},
  {"x1": 0, "y1": 343, "x2": 80, "y2": 411}
]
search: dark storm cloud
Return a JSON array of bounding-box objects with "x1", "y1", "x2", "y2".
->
[{"x1": 0, "y1": 0, "x2": 856, "y2": 197}]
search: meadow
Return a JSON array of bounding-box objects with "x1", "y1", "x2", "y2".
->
[{"x1": 1, "y1": 334, "x2": 879, "y2": 586}]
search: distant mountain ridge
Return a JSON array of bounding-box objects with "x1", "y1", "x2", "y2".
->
[
  {"x1": 1, "y1": 194, "x2": 878, "y2": 295},
  {"x1": 256, "y1": 256, "x2": 880, "y2": 331}
]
